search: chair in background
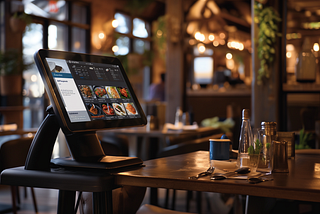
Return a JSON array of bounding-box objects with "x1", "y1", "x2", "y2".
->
[
  {"x1": 136, "y1": 204, "x2": 196, "y2": 214},
  {"x1": 0, "y1": 136, "x2": 38, "y2": 214},
  {"x1": 158, "y1": 132, "x2": 230, "y2": 213}
]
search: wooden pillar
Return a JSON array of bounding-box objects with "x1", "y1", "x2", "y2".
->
[
  {"x1": 251, "y1": 0, "x2": 281, "y2": 129},
  {"x1": 165, "y1": 0, "x2": 184, "y2": 124}
]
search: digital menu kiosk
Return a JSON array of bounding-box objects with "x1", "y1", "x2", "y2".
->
[{"x1": 25, "y1": 49, "x2": 147, "y2": 171}]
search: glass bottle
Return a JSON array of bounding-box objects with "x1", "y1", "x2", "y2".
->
[
  {"x1": 295, "y1": 37, "x2": 316, "y2": 82},
  {"x1": 174, "y1": 107, "x2": 183, "y2": 128},
  {"x1": 237, "y1": 109, "x2": 254, "y2": 168}
]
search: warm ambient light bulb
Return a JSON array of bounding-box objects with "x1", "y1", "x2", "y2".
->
[
  {"x1": 98, "y1": 33, "x2": 105, "y2": 39},
  {"x1": 112, "y1": 45, "x2": 119, "y2": 53},
  {"x1": 198, "y1": 44, "x2": 206, "y2": 53},
  {"x1": 313, "y1": 43, "x2": 319, "y2": 52},
  {"x1": 286, "y1": 52, "x2": 292, "y2": 58},
  {"x1": 226, "y1": 53, "x2": 232, "y2": 59},
  {"x1": 112, "y1": 19, "x2": 118, "y2": 28}
]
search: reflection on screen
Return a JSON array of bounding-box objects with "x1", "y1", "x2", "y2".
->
[{"x1": 46, "y1": 58, "x2": 141, "y2": 123}]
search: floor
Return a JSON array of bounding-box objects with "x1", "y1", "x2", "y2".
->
[
  {"x1": 0, "y1": 185, "x2": 242, "y2": 214},
  {"x1": 0, "y1": 185, "x2": 58, "y2": 214},
  {"x1": 0, "y1": 185, "x2": 314, "y2": 214}
]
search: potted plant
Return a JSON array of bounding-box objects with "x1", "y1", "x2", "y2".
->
[
  {"x1": 10, "y1": 11, "x2": 31, "y2": 33},
  {"x1": 0, "y1": 49, "x2": 32, "y2": 95}
]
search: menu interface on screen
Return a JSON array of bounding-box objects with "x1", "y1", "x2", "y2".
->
[{"x1": 45, "y1": 58, "x2": 141, "y2": 123}]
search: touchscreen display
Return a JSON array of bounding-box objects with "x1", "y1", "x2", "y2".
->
[{"x1": 45, "y1": 57, "x2": 141, "y2": 123}]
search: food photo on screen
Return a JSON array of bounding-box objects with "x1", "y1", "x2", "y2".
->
[
  {"x1": 124, "y1": 103, "x2": 137, "y2": 115},
  {"x1": 79, "y1": 85, "x2": 95, "y2": 99},
  {"x1": 117, "y1": 87, "x2": 131, "y2": 99},
  {"x1": 101, "y1": 103, "x2": 115, "y2": 116},
  {"x1": 106, "y1": 86, "x2": 120, "y2": 99},
  {"x1": 112, "y1": 103, "x2": 127, "y2": 116},
  {"x1": 86, "y1": 103, "x2": 104, "y2": 119},
  {"x1": 46, "y1": 58, "x2": 70, "y2": 73},
  {"x1": 93, "y1": 86, "x2": 108, "y2": 98}
]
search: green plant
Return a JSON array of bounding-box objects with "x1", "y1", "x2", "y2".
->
[
  {"x1": 0, "y1": 49, "x2": 32, "y2": 76},
  {"x1": 254, "y1": 2, "x2": 282, "y2": 84},
  {"x1": 124, "y1": 0, "x2": 155, "y2": 16},
  {"x1": 248, "y1": 139, "x2": 263, "y2": 155},
  {"x1": 152, "y1": 15, "x2": 167, "y2": 63},
  {"x1": 295, "y1": 128, "x2": 313, "y2": 150},
  {"x1": 12, "y1": 11, "x2": 32, "y2": 26}
]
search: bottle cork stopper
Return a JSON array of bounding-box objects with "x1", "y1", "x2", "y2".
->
[{"x1": 242, "y1": 109, "x2": 250, "y2": 119}]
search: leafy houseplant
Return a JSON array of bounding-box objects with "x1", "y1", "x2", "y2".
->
[
  {"x1": 254, "y1": 1, "x2": 282, "y2": 84},
  {"x1": 10, "y1": 12, "x2": 32, "y2": 33},
  {"x1": 295, "y1": 128, "x2": 313, "y2": 150},
  {"x1": 0, "y1": 49, "x2": 32, "y2": 95}
]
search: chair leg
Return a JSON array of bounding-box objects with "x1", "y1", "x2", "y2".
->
[
  {"x1": 164, "y1": 189, "x2": 170, "y2": 209},
  {"x1": 16, "y1": 186, "x2": 21, "y2": 205},
  {"x1": 186, "y1": 190, "x2": 193, "y2": 212},
  {"x1": 24, "y1": 186, "x2": 27, "y2": 198},
  {"x1": 30, "y1": 187, "x2": 38, "y2": 213},
  {"x1": 10, "y1": 186, "x2": 18, "y2": 214},
  {"x1": 196, "y1": 191, "x2": 202, "y2": 214},
  {"x1": 171, "y1": 189, "x2": 176, "y2": 210}
]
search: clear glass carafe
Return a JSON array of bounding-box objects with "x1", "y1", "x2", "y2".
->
[{"x1": 237, "y1": 109, "x2": 254, "y2": 170}]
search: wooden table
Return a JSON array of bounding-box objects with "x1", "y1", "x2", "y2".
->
[
  {"x1": 0, "y1": 128, "x2": 37, "y2": 137},
  {"x1": 114, "y1": 151, "x2": 320, "y2": 209},
  {"x1": 0, "y1": 106, "x2": 27, "y2": 129},
  {"x1": 98, "y1": 127, "x2": 219, "y2": 160}
]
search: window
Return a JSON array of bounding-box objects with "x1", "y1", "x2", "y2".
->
[
  {"x1": 113, "y1": 12, "x2": 152, "y2": 100},
  {"x1": 194, "y1": 57, "x2": 214, "y2": 85},
  {"x1": 113, "y1": 12, "x2": 151, "y2": 56},
  {"x1": 22, "y1": 1, "x2": 90, "y2": 128}
]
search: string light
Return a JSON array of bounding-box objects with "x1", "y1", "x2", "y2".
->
[
  {"x1": 313, "y1": 43, "x2": 319, "y2": 52},
  {"x1": 112, "y1": 45, "x2": 119, "y2": 53},
  {"x1": 112, "y1": 19, "x2": 118, "y2": 28},
  {"x1": 98, "y1": 33, "x2": 105, "y2": 39},
  {"x1": 208, "y1": 34, "x2": 215, "y2": 41},
  {"x1": 226, "y1": 53, "x2": 232, "y2": 59},
  {"x1": 197, "y1": 43, "x2": 206, "y2": 53}
]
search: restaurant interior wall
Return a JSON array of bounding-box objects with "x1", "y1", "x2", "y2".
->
[
  {"x1": 280, "y1": 0, "x2": 320, "y2": 135},
  {"x1": 184, "y1": 0, "x2": 253, "y2": 131}
]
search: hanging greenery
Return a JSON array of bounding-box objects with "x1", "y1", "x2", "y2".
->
[
  {"x1": 152, "y1": 15, "x2": 167, "y2": 63},
  {"x1": 254, "y1": 1, "x2": 282, "y2": 84},
  {"x1": 124, "y1": 0, "x2": 155, "y2": 16}
]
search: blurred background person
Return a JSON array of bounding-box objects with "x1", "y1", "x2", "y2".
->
[{"x1": 149, "y1": 72, "x2": 165, "y2": 102}]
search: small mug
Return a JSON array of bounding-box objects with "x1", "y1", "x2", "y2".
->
[{"x1": 209, "y1": 139, "x2": 230, "y2": 161}]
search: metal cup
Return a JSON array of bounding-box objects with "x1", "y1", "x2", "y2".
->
[{"x1": 272, "y1": 140, "x2": 289, "y2": 173}]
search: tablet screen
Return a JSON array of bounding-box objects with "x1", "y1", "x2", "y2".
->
[{"x1": 35, "y1": 49, "x2": 146, "y2": 132}]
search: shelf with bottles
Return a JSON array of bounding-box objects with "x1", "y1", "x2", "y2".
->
[{"x1": 283, "y1": 83, "x2": 320, "y2": 93}]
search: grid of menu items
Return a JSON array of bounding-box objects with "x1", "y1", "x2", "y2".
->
[
  {"x1": 73, "y1": 65, "x2": 93, "y2": 80},
  {"x1": 78, "y1": 84, "x2": 138, "y2": 120},
  {"x1": 94, "y1": 67, "x2": 109, "y2": 81}
]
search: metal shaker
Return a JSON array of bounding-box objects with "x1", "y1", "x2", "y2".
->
[
  {"x1": 272, "y1": 140, "x2": 289, "y2": 173},
  {"x1": 260, "y1": 122, "x2": 277, "y2": 157}
]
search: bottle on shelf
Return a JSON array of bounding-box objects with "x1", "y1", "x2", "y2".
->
[
  {"x1": 174, "y1": 107, "x2": 183, "y2": 128},
  {"x1": 295, "y1": 37, "x2": 317, "y2": 83},
  {"x1": 237, "y1": 109, "x2": 254, "y2": 168}
]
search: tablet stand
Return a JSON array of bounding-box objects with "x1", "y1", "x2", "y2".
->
[{"x1": 25, "y1": 106, "x2": 142, "y2": 171}]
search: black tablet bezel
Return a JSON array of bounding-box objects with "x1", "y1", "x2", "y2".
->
[{"x1": 34, "y1": 49, "x2": 147, "y2": 133}]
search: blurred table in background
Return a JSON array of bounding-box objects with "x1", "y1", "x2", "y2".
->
[
  {"x1": 0, "y1": 106, "x2": 27, "y2": 129},
  {"x1": 98, "y1": 126, "x2": 220, "y2": 160}
]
